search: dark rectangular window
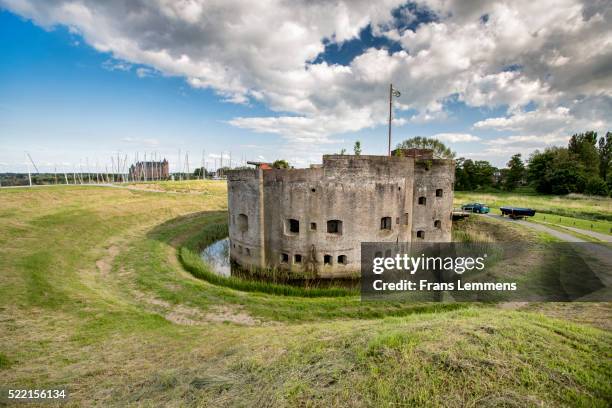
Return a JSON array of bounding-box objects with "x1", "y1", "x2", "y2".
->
[
  {"x1": 324, "y1": 255, "x2": 332, "y2": 265},
  {"x1": 294, "y1": 254, "x2": 302, "y2": 263},
  {"x1": 337, "y1": 255, "x2": 347, "y2": 265},
  {"x1": 238, "y1": 213, "x2": 248, "y2": 232},
  {"x1": 327, "y1": 220, "x2": 342, "y2": 234},
  {"x1": 287, "y1": 218, "x2": 299, "y2": 233},
  {"x1": 310, "y1": 222, "x2": 317, "y2": 231},
  {"x1": 418, "y1": 197, "x2": 426, "y2": 205},
  {"x1": 380, "y1": 217, "x2": 392, "y2": 230},
  {"x1": 436, "y1": 189, "x2": 443, "y2": 197},
  {"x1": 281, "y1": 253, "x2": 289, "y2": 263},
  {"x1": 417, "y1": 230, "x2": 425, "y2": 239},
  {"x1": 434, "y1": 220, "x2": 441, "y2": 229}
]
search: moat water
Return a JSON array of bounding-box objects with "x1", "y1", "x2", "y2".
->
[
  {"x1": 200, "y1": 238, "x2": 359, "y2": 289},
  {"x1": 200, "y1": 238, "x2": 232, "y2": 277}
]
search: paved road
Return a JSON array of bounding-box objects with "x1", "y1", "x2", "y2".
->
[
  {"x1": 485, "y1": 213, "x2": 612, "y2": 289},
  {"x1": 543, "y1": 223, "x2": 612, "y2": 243},
  {"x1": 484, "y1": 213, "x2": 586, "y2": 242}
]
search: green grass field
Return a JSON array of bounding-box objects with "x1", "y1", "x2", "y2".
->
[
  {"x1": 454, "y1": 191, "x2": 612, "y2": 235},
  {"x1": 1, "y1": 182, "x2": 611, "y2": 406}
]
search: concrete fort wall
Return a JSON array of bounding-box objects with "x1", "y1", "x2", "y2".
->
[{"x1": 227, "y1": 154, "x2": 454, "y2": 278}]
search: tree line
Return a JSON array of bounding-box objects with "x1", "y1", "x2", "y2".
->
[
  {"x1": 454, "y1": 131, "x2": 612, "y2": 196},
  {"x1": 394, "y1": 132, "x2": 612, "y2": 196}
]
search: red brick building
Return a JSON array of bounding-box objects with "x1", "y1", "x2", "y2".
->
[{"x1": 129, "y1": 159, "x2": 169, "y2": 181}]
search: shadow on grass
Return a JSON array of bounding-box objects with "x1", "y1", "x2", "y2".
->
[{"x1": 146, "y1": 210, "x2": 227, "y2": 249}]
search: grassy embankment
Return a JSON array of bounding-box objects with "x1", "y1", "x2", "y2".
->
[
  {"x1": 454, "y1": 191, "x2": 612, "y2": 236},
  {"x1": 123, "y1": 179, "x2": 227, "y2": 194},
  {"x1": 0, "y1": 181, "x2": 610, "y2": 406}
]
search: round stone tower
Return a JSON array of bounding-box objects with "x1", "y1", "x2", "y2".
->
[{"x1": 227, "y1": 151, "x2": 454, "y2": 278}]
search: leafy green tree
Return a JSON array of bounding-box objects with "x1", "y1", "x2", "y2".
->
[
  {"x1": 598, "y1": 131, "x2": 612, "y2": 181},
  {"x1": 568, "y1": 131, "x2": 599, "y2": 177},
  {"x1": 353, "y1": 140, "x2": 362, "y2": 156},
  {"x1": 454, "y1": 158, "x2": 497, "y2": 190},
  {"x1": 454, "y1": 158, "x2": 471, "y2": 190},
  {"x1": 504, "y1": 153, "x2": 525, "y2": 191},
  {"x1": 272, "y1": 159, "x2": 290, "y2": 169},
  {"x1": 396, "y1": 136, "x2": 455, "y2": 159},
  {"x1": 496, "y1": 168, "x2": 508, "y2": 190},
  {"x1": 474, "y1": 161, "x2": 496, "y2": 188},
  {"x1": 551, "y1": 149, "x2": 584, "y2": 194},
  {"x1": 193, "y1": 167, "x2": 208, "y2": 178},
  {"x1": 528, "y1": 148, "x2": 557, "y2": 193}
]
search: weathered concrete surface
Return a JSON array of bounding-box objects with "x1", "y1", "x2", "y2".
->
[{"x1": 227, "y1": 154, "x2": 455, "y2": 278}]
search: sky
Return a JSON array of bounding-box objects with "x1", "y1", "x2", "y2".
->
[{"x1": 0, "y1": 0, "x2": 611, "y2": 173}]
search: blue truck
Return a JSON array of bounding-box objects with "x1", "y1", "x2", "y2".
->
[{"x1": 500, "y1": 206, "x2": 536, "y2": 219}]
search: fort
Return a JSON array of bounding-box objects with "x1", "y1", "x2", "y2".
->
[{"x1": 226, "y1": 149, "x2": 455, "y2": 278}]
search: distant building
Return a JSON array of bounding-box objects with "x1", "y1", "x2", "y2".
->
[{"x1": 129, "y1": 159, "x2": 169, "y2": 181}]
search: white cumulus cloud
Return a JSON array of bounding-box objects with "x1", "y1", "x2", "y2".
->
[{"x1": 1, "y1": 0, "x2": 610, "y2": 161}]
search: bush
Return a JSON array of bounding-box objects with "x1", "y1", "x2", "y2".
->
[{"x1": 584, "y1": 177, "x2": 609, "y2": 196}]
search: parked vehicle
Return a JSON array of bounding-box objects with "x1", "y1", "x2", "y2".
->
[
  {"x1": 500, "y1": 206, "x2": 536, "y2": 219},
  {"x1": 461, "y1": 203, "x2": 490, "y2": 214}
]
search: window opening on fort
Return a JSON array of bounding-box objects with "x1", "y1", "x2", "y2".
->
[
  {"x1": 434, "y1": 220, "x2": 441, "y2": 229},
  {"x1": 237, "y1": 213, "x2": 248, "y2": 232},
  {"x1": 436, "y1": 189, "x2": 443, "y2": 197},
  {"x1": 324, "y1": 254, "x2": 332, "y2": 265},
  {"x1": 381, "y1": 217, "x2": 392, "y2": 230},
  {"x1": 287, "y1": 218, "x2": 299, "y2": 234},
  {"x1": 418, "y1": 196, "x2": 426, "y2": 205},
  {"x1": 310, "y1": 222, "x2": 317, "y2": 231},
  {"x1": 294, "y1": 254, "x2": 302, "y2": 263},
  {"x1": 337, "y1": 255, "x2": 347, "y2": 265},
  {"x1": 417, "y1": 230, "x2": 425, "y2": 239},
  {"x1": 281, "y1": 253, "x2": 289, "y2": 263},
  {"x1": 327, "y1": 220, "x2": 342, "y2": 234}
]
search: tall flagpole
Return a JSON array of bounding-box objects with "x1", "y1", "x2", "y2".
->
[{"x1": 388, "y1": 83, "x2": 393, "y2": 156}]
